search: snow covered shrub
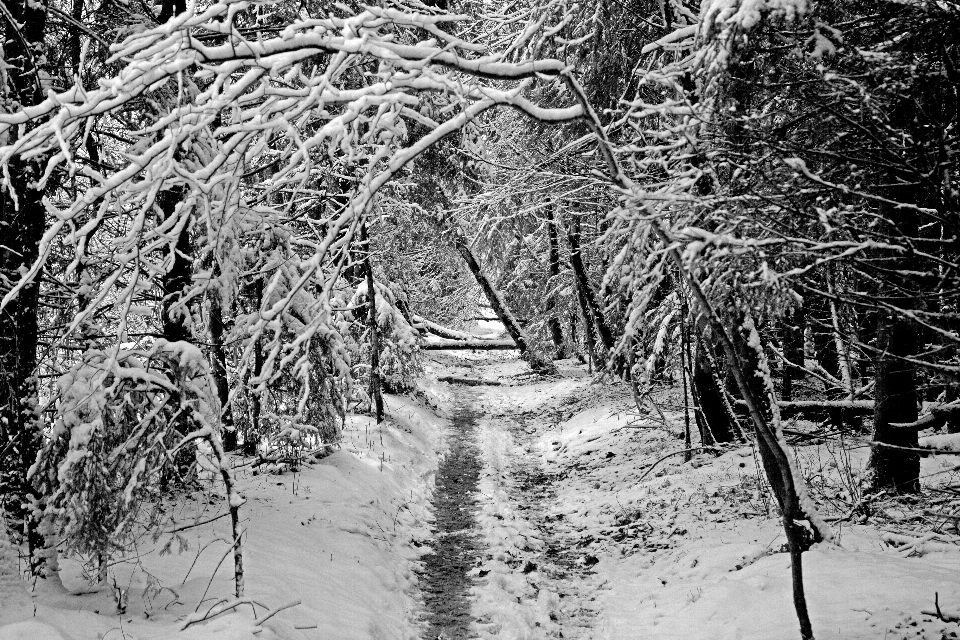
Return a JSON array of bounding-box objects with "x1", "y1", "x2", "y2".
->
[
  {"x1": 347, "y1": 280, "x2": 421, "y2": 395},
  {"x1": 30, "y1": 341, "x2": 222, "y2": 565},
  {"x1": 231, "y1": 225, "x2": 350, "y2": 456}
]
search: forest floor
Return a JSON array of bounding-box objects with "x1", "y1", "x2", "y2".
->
[
  {"x1": 5, "y1": 351, "x2": 960, "y2": 639},
  {"x1": 422, "y1": 352, "x2": 960, "y2": 640}
]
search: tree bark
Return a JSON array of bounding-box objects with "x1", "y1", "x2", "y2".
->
[
  {"x1": 159, "y1": 186, "x2": 192, "y2": 344},
  {"x1": 691, "y1": 339, "x2": 737, "y2": 444},
  {"x1": 868, "y1": 189, "x2": 921, "y2": 493},
  {"x1": 0, "y1": 0, "x2": 50, "y2": 575},
  {"x1": 575, "y1": 283, "x2": 596, "y2": 372},
  {"x1": 545, "y1": 209, "x2": 566, "y2": 359},
  {"x1": 414, "y1": 315, "x2": 503, "y2": 342},
  {"x1": 361, "y1": 223, "x2": 384, "y2": 423},
  {"x1": 421, "y1": 339, "x2": 517, "y2": 350},
  {"x1": 781, "y1": 304, "x2": 805, "y2": 402},
  {"x1": 732, "y1": 319, "x2": 806, "y2": 527},
  {"x1": 157, "y1": 185, "x2": 197, "y2": 482},
  {"x1": 869, "y1": 317, "x2": 920, "y2": 492},
  {"x1": 207, "y1": 285, "x2": 236, "y2": 451},
  {"x1": 157, "y1": 0, "x2": 187, "y2": 23},
  {"x1": 681, "y1": 312, "x2": 693, "y2": 461},
  {"x1": 243, "y1": 280, "x2": 265, "y2": 457},
  {"x1": 566, "y1": 220, "x2": 616, "y2": 357}
]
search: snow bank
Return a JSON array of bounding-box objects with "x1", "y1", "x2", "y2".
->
[
  {"x1": 3, "y1": 386, "x2": 450, "y2": 640},
  {"x1": 470, "y1": 361, "x2": 960, "y2": 640},
  {"x1": 553, "y1": 393, "x2": 960, "y2": 639}
]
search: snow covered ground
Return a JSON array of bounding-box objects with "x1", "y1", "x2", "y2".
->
[
  {"x1": 0, "y1": 383, "x2": 453, "y2": 640},
  {"x1": 423, "y1": 351, "x2": 960, "y2": 640},
  {"x1": 5, "y1": 351, "x2": 960, "y2": 640}
]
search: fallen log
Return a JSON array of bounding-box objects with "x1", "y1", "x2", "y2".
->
[
  {"x1": 734, "y1": 399, "x2": 874, "y2": 415},
  {"x1": 778, "y1": 400, "x2": 874, "y2": 412},
  {"x1": 421, "y1": 339, "x2": 517, "y2": 351},
  {"x1": 437, "y1": 375, "x2": 502, "y2": 386},
  {"x1": 413, "y1": 315, "x2": 500, "y2": 342}
]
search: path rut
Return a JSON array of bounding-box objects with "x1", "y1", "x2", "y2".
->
[
  {"x1": 417, "y1": 367, "x2": 593, "y2": 639},
  {"x1": 417, "y1": 391, "x2": 483, "y2": 639}
]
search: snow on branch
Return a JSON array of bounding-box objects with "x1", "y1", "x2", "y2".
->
[
  {"x1": 0, "y1": 0, "x2": 585, "y2": 446},
  {"x1": 0, "y1": 0, "x2": 583, "y2": 313},
  {"x1": 892, "y1": 401, "x2": 960, "y2": 432}
]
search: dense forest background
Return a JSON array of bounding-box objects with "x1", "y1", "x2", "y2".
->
[{"x1": 1, "y1": 0, "x2": 959, "y2": 638}]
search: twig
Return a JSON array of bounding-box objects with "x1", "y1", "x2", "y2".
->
[
  {"x1": 882, "y1": 532, "x2": 960, "y2": 556},
  {"x1": 870, "y1": 442, "x2": 960, "y2": 456},
  {"x1": 195, "y1": 528, "x2": 245, "y2": 611},
  {"x1": 252, "y1": 446, "x2": 328, "y2": 467},
  {"x1": 254, "y1": 599, "x2": 301, "y2": 627},
  {"x1": 393, "y1": 502, "x2": 410, "y2": 531},
  {"x1": 165, "y1": 511, "x2": 231, "y2": 534},
  {"x1": 644, "y1": 389, "x2": 672, "y2": 428},
  {"x1": 181, "y1": 598, "x2": 257, "y2": 630},
  {"x1": 635, "y1": 446, "x2": 719, "y2": 485},
  {"x1": 182, "y1": 537, "x2": 230, "y2": 586},
  {"x1": 922, "y1": 592, "x2": 960, "y2": 623}
]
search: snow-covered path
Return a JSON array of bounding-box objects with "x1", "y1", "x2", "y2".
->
[
  {"x1": 418, "y1": 392, "x2": 483, "y2": 638},
  {"x1": 422, "y1": 352, "x2": 960, "y2": 640},
  {"x1": 421, "y1": 353, "x2": 599, "y2": 640},
  {"x1": 9, "y1": 352, "x2": 960, "y2": 640}
]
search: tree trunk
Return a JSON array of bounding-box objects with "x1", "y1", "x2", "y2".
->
[
  {"x1": 869, "y1": 316, "x2": 920, "y2": 492},
  {"x1": 243, "y1": 280, "x2": 265, "y2": 457},
  {"x1": 0, "y1": 0, "x2": 50, "y2": 575},
  {"x1": 451, "y1": 230, "x2": 555, "y2": 373},
  {"x1": 0, "y1": 160, "x2": 46, "y2": 572},
  {"x1": 868, "y1": 188, "x2": 921, "y2": 493},
  {"x1": 946, "y1": 383, "x2": 960, "y2": 434},
  {"x1": 681, "y1": 313, "x2": 693, "y2": 461},
  {"x1": 207, "y1": 285, "x2": 236, "y2": 451},
  {"x1": 811, "y1": 301, "x2": 847, "y2": 430},
  {"x1": 691, "y1": 339, "x2": 737, "y2": 444},
  {"x1": 70, "y1": 0, "x2": 83, "y2": 77},
  {"x1": 159, "y1": 186, "x2": 192, "y2": 344},
  {"x1": 157, "y1": 0, "x2": 187, "y2": 23},
  {"x1": 158, "y1": 186, "x2": 197, "y2": 482},
  {"x1": 421, "y1": 339, "x2": 517, "y2": 350},
  {"x1": 566, "y1": 220, "x2": 616, "y2": 357},
  {"x1": 781, "y1": 304, "x2": 805, "y2": 402},
  {"x1": 568, "y1": 313, "x2": 580, "y2": 362},
  {"x1": 575, "y1": 284, "x2": 596, "y2": 372},
  {"x1": 361, "y1": 223, "x2": 384, "y2": 422},
  {"x1": 731, "y1": 319, "x2": 807, "y2": 529},
  {"x1": 545, "y1": 209, "x2": 565, "y2": 359}
]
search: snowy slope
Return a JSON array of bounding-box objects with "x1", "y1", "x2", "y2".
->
[
  {"x1": 480, "y1": 362, "x2": 960, "y2": 640},
  {"x1": 0, "y1": 385, "x2": 451, "y2": 640}
]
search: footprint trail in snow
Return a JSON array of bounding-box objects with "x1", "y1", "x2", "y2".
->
[{"x1": 417, "y1": 391, "x2": 483, "y2": 639}]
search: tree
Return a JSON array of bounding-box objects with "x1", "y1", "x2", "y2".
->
[{"x1": 0, "y1": 0, "x2": 51, "y2": 573}]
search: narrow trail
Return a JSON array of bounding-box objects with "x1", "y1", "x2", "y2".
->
[
  {"x1": 417, "y1": 356, "x2": 595, "y2": 640},
  {"x1": 417, "y1": 391, "x2": 483, "y2": 639}
]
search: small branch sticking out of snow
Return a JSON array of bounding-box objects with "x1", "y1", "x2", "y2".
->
[
  {"x1": 254, "y1": 599, "x2": 302, "y2": 628},
  {"x1": 635, "y1": 446, "x2": 720, "y2": 484},
  {"x1": 922, "y1": 592, "x2": 960, "y2": 623}
]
